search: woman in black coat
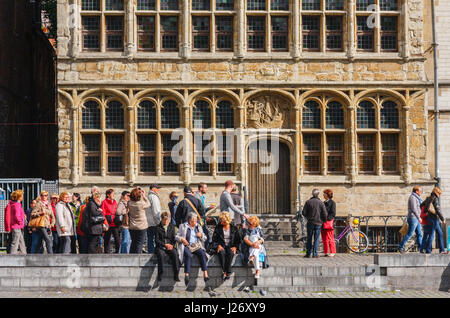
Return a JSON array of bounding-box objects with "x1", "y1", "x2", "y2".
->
[
  {"x1": 210, "y1": 212, "x2": 241, "y2": 281},
  {"x1": 155, "y1": 211, "x2": 180, "y2": 282},
  {"x1": 81, "y1": 192, "x2": 105, "y2": 254}
]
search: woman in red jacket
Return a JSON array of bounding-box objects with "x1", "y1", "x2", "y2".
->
[{"x1": 101, "y1": 189, "x2": 120, "y2": 253}]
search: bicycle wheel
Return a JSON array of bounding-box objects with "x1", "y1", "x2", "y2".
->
[{"x1": 345, "y1": 229, "x2": 369, "y2": 254}]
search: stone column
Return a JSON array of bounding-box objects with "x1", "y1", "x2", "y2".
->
[
  {"x1": 402, "y1": 103, "x2": 412, "y2": 184},
  {"x1": 125, "y1": 0, "x2": 136, "y2": 57},
  {"x1": 71, "y1": 90, "x2": 80, "y2": 186},
  {"x1": 294, "y1": 90, "x2": 301, "y2": 178},
  {"x1": 182, "y1": 90, "x2": 191, "y2": 184},
  {"x1": 236, "y1": 89, "x2": 246, "y2": 183},
  {"x1": 68, "y1": 0, "x2": 79, "y2": 57},
  {"x1": 348, "y1": 91, "x2": 357, "y2": 184},
  {"x1": 127, "y1": 103, "x2": 136, "y2": 185},
  {"x1": 401, "y1": 0, "x2": 410, "y2": 59},
  {"x1": 292, "y1": 0, "x2": 300, "y2": 58},
  {"x1": 181, "y1": 0, "x2": 190, "y2": 59},
  {"x1": 236, "y1": 0, "x2": 245, "y2": 58},
  {"x1": 347, "y1": 0, "x2": 356, "y2": 59}
]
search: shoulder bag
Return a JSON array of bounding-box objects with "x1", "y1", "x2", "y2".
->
[{"x1": 185, "y1": 198, "x2": 204, "y2": 227}]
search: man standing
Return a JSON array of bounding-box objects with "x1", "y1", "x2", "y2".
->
[
  {"x1": 168, "y1": 191, "x2": 178, "y2": 226},
  {"x1": 220, "y1": 180, "x2": 246, "y2": 225},
  {"x1": 146, "y1": 184, "x2": 162, "y2": 254},
  {"x1": 302, "y1": 189, "x2": 327, "y2": 258},
  {"x1": 194, "y1": 183, "x2": 214, "y2": 250},
  {"x1": 175, "y1": 186, "x2": 204, "y2": 228},
  {"x1": 398, "y1": 185, "x2": 423, "y2": 253},
  {"x1": 230, "y1": 186, "x2": 245, "y2": 228}
]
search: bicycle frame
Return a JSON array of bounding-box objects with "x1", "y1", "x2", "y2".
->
[{"x1": 336, "y1": 224, "x2": 359, "y2": 242}]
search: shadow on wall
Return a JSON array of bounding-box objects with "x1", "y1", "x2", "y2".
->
[{"x1": 439, "y1": 262, "x2": 450, "y2": 292}]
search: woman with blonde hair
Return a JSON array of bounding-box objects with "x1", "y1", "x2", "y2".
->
[
  {"x1": 242, "y1": 216, "x2": 268, "y2": 279},
  {"x1": 8, "y1": 190, "x2": 27, "y2": 254},
  {"x1": 210, "y1": 212, "x2": 241, "y2": 281},
  {"x1": 55, "y1": 192, "x2": 76, "y2": 254},
  {"x1": 30, "y1": 191, "x2": 54, "y2": 254},
  {"x1": 421, "y1": 186, "x2": 447, "y2": 254}
]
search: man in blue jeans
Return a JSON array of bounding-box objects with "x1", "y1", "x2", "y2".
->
[
  {"x1": 398, "y1": 185, "x2": 423, "y2": 253},
  {"x1": 302, "y1": 189, "x2": 327, "y2": 258}
]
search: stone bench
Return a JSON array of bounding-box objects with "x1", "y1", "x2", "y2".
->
[{"x1": 0, "y1": 254, "x2": 255, "y2": 292}]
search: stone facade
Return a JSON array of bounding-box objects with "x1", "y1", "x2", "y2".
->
[{"x1": 57, "y1": 0, "x2": 436, "y2": 217}]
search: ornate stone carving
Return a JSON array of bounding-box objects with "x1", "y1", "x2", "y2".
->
[{"x1": 245, "y1": 95, "x2": 288, "y2": 129}]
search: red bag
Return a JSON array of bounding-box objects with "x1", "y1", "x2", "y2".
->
[
  {"x1": 323, "y1": 219, "x2": 334, "y2": 230},
  {"x1": 420, "y1": 206, "x2": 429, "y2": 225}
]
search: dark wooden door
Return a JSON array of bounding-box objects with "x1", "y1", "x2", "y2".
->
[{"x1": 248, "y1": 140, "x2": 290, "y2": 214}]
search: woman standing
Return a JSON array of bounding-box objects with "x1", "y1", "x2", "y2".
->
[
  {"x1": 30, "y1": 191, "x2": 54, "y2": 254},
  {"x1": 322, "y1": 189, "x2": 337, "y2": 257},
  {"x1": 81, "y1": 192, "x2": 105, "y2": 254},
  {"x1": 210, "y1": 212, "x2": 241, "y2": 281},
  {"x1": 55, "y1": 192, "x2": 76, "y2": 254},
  {"x1": 128, "y1": 188, "x2": 151, "y2": 254},
  {"x1": 101, "y1": 189, "x2": 120, "y2": 253},
  {"x1": 421, "y1": 186, "x2": 447, "y2": 254},
  {"x1": 9, "y1": 190, "x2": 27, "y2": 254}
]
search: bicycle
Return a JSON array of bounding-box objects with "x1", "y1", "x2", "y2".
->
[{"x1": 317, "y1": 219, "x2": 369, "y2": 254}]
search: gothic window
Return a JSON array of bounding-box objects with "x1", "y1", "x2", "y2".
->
[
  {"x1": 357, "y1": 16, "x2": 374, "y2": 51},
  {"x1": 326, "y1": 101, "x2": 344, "y2": 129},
  {"x1": 247, "y1": 0, "x2": 266, "y2": 10},
  {"x1": 82, "y1": 16, "x2": 100, "y2": 50},
  {"x1": 303, "y1": 134, "x2": 321, "y2": 173},
  {"x1": 272, "y1": 16, "x2": 289, "y2": 51},
  {"x1": 216, "y1": 101, "x2": 234, "y2": 128},
  {"x1": 216, "y1": 16, "x2": 234, "y2": 51},
  {"x1": 247, "y1": 16, "x2": 266, "y2": 51},
  {"x1": 137, "y1": 0, "x2": 156, "y2": 10},
  {"x1": 105, "y1": 101, "x2": 124, "y2": 129},
  {"x1": 381, "y1": 16, "x2": 398, "y2": 51},
  {"x1": 160, "y1": 16, "x2": 179, "y2": 51},
  {"x1": 137, "y1": 100, "x2": 156, "y2": 129},
  {"x1": 194, "y1": 138, "x2": 212, "y2": 173},
  {"x1": 302, "y1": 16, "x2": 320, "y2": 51},
  {"x1": 380, "y1": 101, "x2": 399, "y2": 128},
  {"x1": 137, "y1": 16, "x2": 156, "y2": 51},
  {"x1": 161, "y1": 0, "x2": 179, "y2": 10},
  {"x1": 357, "y1": 100, "x2": 375, "y2": 129},
  {"x1": 303, "y1": 100, "x2": 321, "y2": 129},
  {"x1": 216, "y1": 0, "x2": 235, "y2": 10},
  {"x1": 326, "y1": 16, "x2": 343, "y2": 51},
  {"x1": 105, "y1": 16, "x2": 124, "y2": 50},
  {"x1": 82, "y1": 100, "x2": 101, "y2": 129},
  {"x1": 302, "y1": 0, "x2": 320, "y2": 10},
  {"x1": 82, "y1": 134, "x2": 101, "y2": 173},
  {"x1": 161, "y1": 100, "x2": 180, "y2": 129},
  {"x1": 358, "y1": 134, "x2": 376, "y2": 173},
  {"x1": 217, "y1": 134, "x2": 234, "y2": 173},
  {"x1": 327, "y1": 134, "x2": 344, "y2": 173},
  {"x1": 193, "y1": 100, "x2": 212, "y2": 128},
  {"x1": 192, "y1": 16, "x2": 211, "y2": 51},
  {"x1": 106, "y1": 134, "x2": 124, "y2": 173},
  {"x1": 381, "y1": 133, "x2": 399, "y2": 173},
  {"x1": 138, "y1": 134, "x2": 156, "y2": 174},
  {"x1": 162, "y1": 134, "x2": 179, "y2": 173}
]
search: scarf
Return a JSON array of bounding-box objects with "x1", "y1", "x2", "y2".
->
[{"x1": 412, "y1": 192, "x2": 423, "y2": 204}]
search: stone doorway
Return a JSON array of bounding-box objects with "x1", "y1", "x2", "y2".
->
[{"x1": 247, "y1": 139, "x2": 291, "y2": 214}]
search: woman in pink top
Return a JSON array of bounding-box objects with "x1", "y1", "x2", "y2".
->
[{"x1": 9, "y1": 189, "x2": 26, "y2": 254}]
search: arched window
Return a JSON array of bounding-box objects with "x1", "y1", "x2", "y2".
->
[
  {"x1": 193, "y1": 100, "x2": 211, "y2": 128},
  {"x1": 82, "y1": 100, "x2": 100, "y2": 129},
  {"x1": 326, "y1": 101, "x2": 344, "y2": 129},
  {"x1": 216, "y1": 100, "x2": 234, "y2": 128},
  {"x1": 380, "y1": 101, "x2": 399, "y2": 128},
  {"x1": 357, "y1": 100, "x2": 375, "y2": 128},
  {"x1": 105, "y1": 101, "x2": 124, "y2": 129},
  {"x1": 137, "y1": 100, "x2": 156, "y2": 129},
  {"x1": 160, "y1": 100, "x2": 179, "y2": 128},
  {"x1": 302, "y1": 100, "x2": 321, "y2": 129}
]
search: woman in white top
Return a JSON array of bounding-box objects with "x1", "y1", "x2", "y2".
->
[
  {"x1": 55, "y1": 192, "x2": 75, "y2": 254},
  {"x1": 210, "y1": 212, "x2": 242, "y2": 281}
]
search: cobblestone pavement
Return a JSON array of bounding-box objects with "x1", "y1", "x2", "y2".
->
[{"x1": 0, "y1": 289, "x2": 448, "y2": 298}]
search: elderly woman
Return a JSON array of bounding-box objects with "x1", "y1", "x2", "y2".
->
[
  {"x1": 176, "y1": 212, "x2": 209, "y2": 286},
  {"x1": 81, "y1": 191, "x2": 106, "y2": 254},
  {"x1": 128, "y1": 187, "x2": 151, "y2": 254},
  {"x1": 242, "y1": 216, "x2": 268, "y2": 279},
  {"x1": 155, "y1": 211, "x2": 180, "y2": 282},
  {"x1": 30, "y1": 191, "x2": 55, "y2": 254},
  {"x1": 55, "y1": 192, "x2": 76, "y2": 254},
  {"x1": 211, "y1": 212, "x2": 241, "y2": 281}
]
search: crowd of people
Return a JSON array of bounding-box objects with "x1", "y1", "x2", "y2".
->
[{"x1": 3, "y1": 180, "x2": 269, "y2": 282}]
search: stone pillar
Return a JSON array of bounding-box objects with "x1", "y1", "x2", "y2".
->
[
  {"x1": 125, "y1": 0, "x2": 136, "y2": 57},
  {"x1": 348, "y1": 91, "x2": 357, "y2": 184},
  {"x1": 402, "y1": 0, "x2": 410, "y2": 59},
  {"x1": 69, "y1": 0, "x2": 79, "y2": 57},
  {"x1": 237, "y1": 0, "x2": 245, "y2": 58},
  {"x1": 126, "y1": 102, "x2": 136, "y2": 186},
  {"x1": 236, "y1": 89, "x2": 246, "y2": 183},
  {"x1": 71, "y1": 102, "x2": 80, "y2": 186},
  {"x1": 292, "y1": 0, "x2": 300, "y2": 58},
  {"x1": 181, "y1": 0, "x2": 190, "y2": 59},
  {"x1": 294, "y1": 90, "x2": 301, "y2": 178},
  {"x1": 402, "y1": 103, "x2": 412, "y2": 184},
  {"x1": 347, "y1": 0, "x2": 355, "y2": 59},
  {"x1": 182, "y1": 90, "x2": 191, "y2": 184}
]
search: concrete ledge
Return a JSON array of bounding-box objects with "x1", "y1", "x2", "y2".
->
[{"x1": 375, "y1": 254, "x2": 450, "y2": 267}]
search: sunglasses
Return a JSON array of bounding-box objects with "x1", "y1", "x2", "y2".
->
[{"x1": 41, "y1": 194, "x2": 48, "y2": 197}]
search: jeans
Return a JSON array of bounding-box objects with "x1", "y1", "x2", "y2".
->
[
  {"x1": 120, "y1": 228, "x2": 131, "y2": 254},
  {"x1": 78, "y1": 235, "x2": 88, "y2": 254},
  {"x1": 52, "y1": 231, "x2": 59, "y2": 254},
  {"x1": 31, "y1": 228, "x2": 53, "y2": 254},
  {"x1": 421, "y1": 225, "x2": 432, "y2": 253},
  {"x1": 104, "y1": 226, "x2": 121, "y2": 253},
  {"x1": 87, "y1": 234, "x2": 102, "y2": 254},
  {"x1": 130, "y1": 229, "x2": 146, "y2": 254},
  {"x1": 146, "y1": 226, "x2": 157, "y2": 254},
  {"x1": 59, "y1": 236, "x2": 72, "y2": 254},
  {"x1": 306, "y1": 222, "x2": 322, "y2": 257},
  {"x1": 217, "y1": 246, "x2": 235, "y2": 274},
  {"x1": 399, "y1": 217, "x2": 423, "y2": 251},
  {"x1": 183, "y1": 247, "x2": 208, "y2": 274},
  {"x1": 426, "y1": 218, "x2": 445, "y2": 253},
  {"x1": 155, "y1": 247, "x2": 180, "y2": 277}
]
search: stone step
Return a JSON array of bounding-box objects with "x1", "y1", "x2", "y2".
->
[
  {"x1": 255, "y1": 275, "x2": 388, "y2": 289},
  {"x1": 252, "y1": 285, "x2": 390, "y2": 293},
  {"x1": 260, "y1": 266, "x2": 369, "y2": 277}
]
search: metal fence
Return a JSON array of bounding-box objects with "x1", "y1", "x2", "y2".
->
[{"x1": 0, "y1": 179, "x2": 59, "y2": 250}]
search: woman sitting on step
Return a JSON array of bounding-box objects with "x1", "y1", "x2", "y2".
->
[
  {"x1": 210, "y1": 212, "x2": 241, "y2": 281},
  {"x1": 242, "y1": 216, "x2": 269, "y2": 279}
]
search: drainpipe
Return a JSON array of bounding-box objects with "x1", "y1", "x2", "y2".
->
[{"x1": 431, "y1": 0, "x2": 441, "y2": 189}]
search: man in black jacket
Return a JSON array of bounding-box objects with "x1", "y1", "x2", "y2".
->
[
  {"x1": 155, "y1": 211, "x2": 180, "y2": 282},
  {"x1": 302, "y1": 189, "x2": 328, "y2": 258},
  {"x1": 175, "y1": 186, "x2": 205, "y2": 228}
]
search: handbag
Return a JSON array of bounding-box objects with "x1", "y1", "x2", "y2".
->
[
  {"x1": 28, "y1": 214, "x2": 47, "y2": 228},
  {"x1": 399, "y1": 222, "x2": 409, "y2": 237},
  {"x1": 322, "y1": 219, "x2": 334, "y2": 230},
  {"x1": 113, "y1": 214, "x2": 123, "y2": 226},
  {"x1": 427, "y1": 200, "x2": 437, "y2": 215},
  {"x1": 189, "y1": 241, "x2": 201, "y2": 253},
  {"x1": 185, "y1": 198, "x2": 204, "y2": 227},
  {"x1": 91, "y1": 214, "x2": 105, "y2": 225}
]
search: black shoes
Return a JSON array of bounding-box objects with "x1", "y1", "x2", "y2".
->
[{"x1": 185, "y1": 275, "x2": 190, "y2": 286}]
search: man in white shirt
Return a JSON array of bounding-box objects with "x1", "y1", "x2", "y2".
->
[{"x1": 146, "y1": 184, "x2": 162, "y2": 254}]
